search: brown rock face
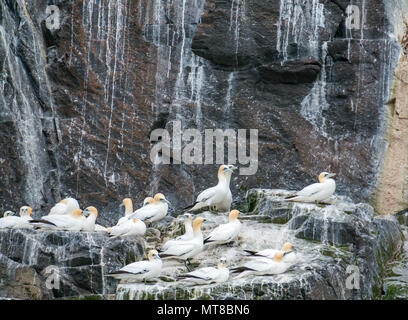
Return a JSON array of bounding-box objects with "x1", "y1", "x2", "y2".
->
[{"x1": 0, "y1": 0, "x2": 407, "y2": 224}]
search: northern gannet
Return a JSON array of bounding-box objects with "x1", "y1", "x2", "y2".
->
[
  {"x1": 231, "y1": 251, "x2": 293, "y2": 279},
  {"x1": 81, "y1": 206, "x2": 99, "y2": 232},
  {"x1": 0, "y1": 206, "x2": 33, "y2": 229},
  {"x1": 117, "y1": 198, "x2": 134, "y2": 226},
  {"x1": 159, "y1": 217, "x2": 205, "y2": 270},
  {"x1": 48, "y1": 197, "x2": 80, "y2": 215},
  {"x1": 177, "y1": 257, "x2": 229, "y2": 285},
  {"x1": 184, "y1": 165, "x2": 237, "y2": 212},
  {"x1": 244, "y1": 242, "x2": 297, "y2": 263},
  {"x1": 30, "y1": 208, "x2": 84, "y2": 231},
  {"x1": 161, "y1": 213, "x2": 194, "y2": 251},
  {"x1": 204, "y1": 210, "x2": 241, "y2": 245},
  {"x1": 285, "y1": 172, "x2": 336, "y2": 203},
  {"x1": 107, "y1": 218, "x2": 146, "y2": 237},
  {"x1": 128, "y1": 193, "x2": 170, "y2": 223},
  {"x1": 108, "y1": 250, "x2": 162, "y2": 282}
]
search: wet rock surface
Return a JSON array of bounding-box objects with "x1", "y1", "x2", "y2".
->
[
  {"x1": 0, "y1": 229, "x2": 144, "y2": 299},
  {"x1": 115, "y1": 189, "x2": 403, "y2": 300}
]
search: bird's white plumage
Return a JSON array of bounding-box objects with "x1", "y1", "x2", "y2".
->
[
  {"x1": 178, "y1": 266, "x2": 229, "y2": 284},
  {"x1": 161, "y1": 214, "x2": 193, "y2": 251},
  {"x1": 0, "y1": 216, "x2": 32, "y2": 229},
  {"x1": 286, "y1": 173, "x2": 336, "y2": 203},
  {"x1": 233, "y1": 256, "x2": 292, "y2": 279},
  {"x1": 204, "y1": 220, "x2": 241, "y2": 245},
  {"x1": 48, "y1": 198, "x2": 79, "y2": 215},
  {"x1": 108, "y1": 218, "x2": 146, "y2": 237}
]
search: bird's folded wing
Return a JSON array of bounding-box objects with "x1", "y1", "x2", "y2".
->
[
  {"x1": 183, "y1": 267, "x2": 217, "y2": 280},
  {"x1": 196, "y1": 186, "x2": 217, "y2": 203},
  {"x1": 121, "y1": 261, "x2": 151, "y2": 275},
  {"x1": 206, "y1": 224, "x2": 235, "y2": 242},
  {"x1": 49, "y1": 203, "x2": 66, "y2": 215},
  {"x1": 161, "y1": 242, "x2": 196, "y2": 257},
  {"x1": 296, "y1": 182, "x2": 322, "y2": 197}
]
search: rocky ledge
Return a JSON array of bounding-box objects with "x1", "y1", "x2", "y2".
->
[
  {"x1": 116, "y1": 189, "x2": 403, "y2": 300},
  {"x1": 0, "y1": 229, "x2": 145, "y2": 299}
]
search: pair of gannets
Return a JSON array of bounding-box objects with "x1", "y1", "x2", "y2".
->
[
  {"x1": 161, "y1": 213, "x2": 194, "y2": 251},
  {"x1": 48, "y1": 198, "x2": 80, "y2": 215},
  {"x1": 0, "y1": 206, "x2": 33, "y2": 229},
  {"x1": 285, "y1": 172, "x2": 336, "y2": 203},
  {"x1": 159, "y1": 217, "x2": 205, "y2": 270},
  {"x1": 232, "y1": 242, "x2": 296, "y2": 279},
  {"x1": 107, "y1": 217, "x2": 146, "y2": 238},
  {"x1": 118, "y1": 193, "x2": 170, "y2": 225},
  {"x1": 30, "y1": 207, "x2": 99, "y2": 232},
  {"x1": 184, "y1": 165, "x2": 237, "y2": 212}
]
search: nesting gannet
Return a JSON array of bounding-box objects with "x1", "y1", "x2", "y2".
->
[
  {"x1": 244, "y1": 242, "x2": 297, "y2": 263},
  {"x1": 177, "y1": 257, "x2": 229, "y2": 285},
  {"x1": 184, "y1": 165, "x2": 237, "y2": 212},
  {"x1": 108, "y1": 250, "x2": 162, "y2": 282},
  {"x1": 231, "y1": 251, "x2": 293, "y2": 279},
  {"x1": 30, "y1": 208, "x2": 84, "y2": 231},
  {"x1": 0, "y1": 206, "x2": 33, "y2": 229},
  {"x1": 285, "y1": 172, "x2": 336, "y2": 203},
  {"x1": 48, "y1": 197, "x2": 80, "y2": 215},
  {"x1": 204, "y1": 210, "x2": 241, "y2": 245},
  {"x1": 107, "y1": 218, "x2": 146, "y2": 237},
  {"x1": 161, "y1": 213, "x2": 194, "y2": 251},
  {"x1": 80, "y1": 206, "x2": 99, "y2": 232},
  {"x1": 159, "y1": 217, "x2": 204, "y2": 270},
  {"x1": 128, "y1": 193, "x2": 170, "y2": 223},
  {"x1": 3, "y1": 211, "x2": 16, "y2": 217}
]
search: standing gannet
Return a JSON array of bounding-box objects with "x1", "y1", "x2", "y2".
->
[
  {"x1": 108, "y1": 250, "x2": 162, "y2": 282},
  {"x1": 244, "y1": 242, "x2": 297, "y2": 263},
  {"x1": 29, "y1": 208, "x2": 84, "y2": 231},
  {"x1": 161, "y1": 213, "x2": 194, "y2": 251},
  {"x1": 0, "y1": 206, "x2": 33, "y2": 229},
  {"x1": 285, "y1": 172, "x2": 336, "y2": 203},
  {"x1": 159, "y1": 217, "x2": 205, "y2": 271},
  {"x1": 177, "y1": 257, "x2": 230, "y2": 285},
  {"x1": 204, "y1": 210, "x2": 242, "y2": 245},
  {"x1": 184, "y1": 165, "x2": 238, "y2": 212},
  {"x1": 48, "y1": 198, "x2": 80, "y2": 215},
  {"x1": 231, "y1": 251, "x2": 293, "y2": 279},
  {"x1": 128, "y1": 193, "x2": 170, "y2": 223},
  {"x1": 81, "y1": 206, "x2": 99, "y2": 232},
  {"x1": 107, "y1": 218, "x2": 146, "y2": 237}
]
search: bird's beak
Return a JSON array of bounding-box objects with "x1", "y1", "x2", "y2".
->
[
  {"x1": 328, "y1": 173, "x2": 336, "y2": 178},
  {"x1": 120, "y1": 203, "x2": 125, "y2": 208},
  {"x1": 164, "y1": 199, "x2": 171, "y2": 205},
  {"x1": 83, "y1": 209, "x2": 90, "y2": 217}
]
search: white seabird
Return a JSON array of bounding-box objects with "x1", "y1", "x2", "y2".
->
[
  {"x1": 184, "y1": 164, "x2": 237, "y2": 212},
  {"x1": 128, "y1": 193, "x2": 170, "y2": 223},
  {"x1": 108, "y1": 250, "x2": 162, "y2": 283},
  {"x1": 29, "y1": 208, "x2": 84, "y2": 231},
  {"x1": 0, "y1": 206, "x2": 33, "y2": 229},
  {"x1": 159, "y1": 217, "x2": 205, "y2": 270},
  {"x1": 3, "y1": 211, "x2": 16, "y2": 217},
  {"x1": 177, "y1": 257, "x2": 230, "y2": 285},
  {"x1": 244, "y1": 242, "x2": 297, "y2": 263},
  {"x1": 204, "y1": 209, "x2": 242, "y2": 245},
  {"x1": 231, "y1": 251, "x2": 293, "y2": 279},
  {"x1": 48, "y1": 197, "x2": 80, "y2": 215},
  {"x1": 285, "y1": 172, "x2": 336, "y2": 203},
  {"x1": 117, "y1": 197, "x2": 155, "y2": 226},
  {"x1": 80, "y1": 206, "x2": 99, "y2": 232},
  {"x1": 161, "y1": 213, "x2": 193, "y2": 251},
  {"x1": 107, "y1": 218, "x2": 146, "y2": 237}
]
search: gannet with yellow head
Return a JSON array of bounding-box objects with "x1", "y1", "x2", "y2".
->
[
  {"x1": 204, "y1": 209, "x2": 242, "y2": 245},
  {"x1": 159, "y1": 217, "x2": 205, "y2": 271},
  {"x1": 184, "y1": 164, "x2": 237, "y2": 213},
  {"x1": 161, "y1": 213, "x2": 194, "y2": 251},
  {"x1": 108, "y1": 217, "x2": 146, "y2": 238},
  {"x1": 244, "y1": 242, "x2": 297, "y2": 263},
  {"x1": 0, "y1": 206, "x2": 33, "y2": 229},
  {"x1": 177, "y1": 256, "x2": 230, "y2": 285},
  {"x1": 108, "y1": 249, "x2": 162, "y2": 282},
  {"x1": 285, "y1": 172, "x2": 336, "y2": 203},
  {"x1": 30, "y1": 208, "x2": 84, "y2": 231},
  {"x1": 81, "y1": 206, "x2": 99, "y2": 232}
]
